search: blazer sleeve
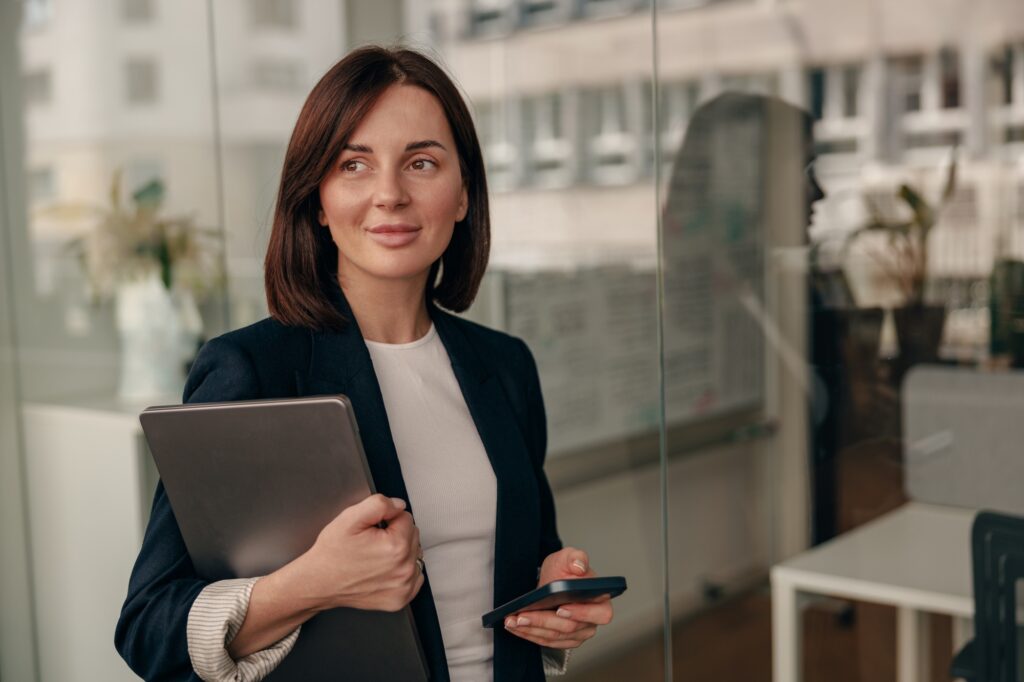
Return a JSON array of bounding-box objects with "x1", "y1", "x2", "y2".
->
[
  {"x1": 516, "y1": 338, "x2": 562, "y2": 561},
  {"x1": 115, "y1": 336, "x2": 262, "y2": 681}
]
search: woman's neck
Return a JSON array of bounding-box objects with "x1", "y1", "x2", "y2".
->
[{"x1": 338, "y1": 271, "x2": 432, "y2": 345}]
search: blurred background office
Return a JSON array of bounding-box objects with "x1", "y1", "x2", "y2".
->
[{"x1": 2, "y1": 0, "x2": 1024, "y2": 680}]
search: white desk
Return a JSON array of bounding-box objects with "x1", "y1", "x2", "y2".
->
[{"x1": 770, "y1": 502, "x2": 976, "y2": 682}]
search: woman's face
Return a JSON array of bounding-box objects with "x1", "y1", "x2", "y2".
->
[{"x1": 318, "y1": 84, "x2": 468, "y2": 289}]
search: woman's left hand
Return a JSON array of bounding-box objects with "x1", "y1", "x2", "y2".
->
[{"x1": 503, "y1": 547, "x2": 614, "y2": 649}]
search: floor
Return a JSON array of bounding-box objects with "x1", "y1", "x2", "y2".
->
[
  {"x1": 570, "y1": 589, "x2": 954, "y2": 682},
  {"x1": 567, "y1": 399, "x2": 959, "y2": 682}
]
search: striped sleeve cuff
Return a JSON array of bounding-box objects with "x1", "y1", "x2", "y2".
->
[
  {"x1": 186, "y1": 577, "x2": 301, "y2": 682},
  {"x1": 542, "y1": 647, "x2": 572, "y2": 676}
]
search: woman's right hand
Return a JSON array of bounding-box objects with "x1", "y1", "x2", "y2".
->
[{"x1": 299, "y1": 493, "x2": 424, "y2": 613}]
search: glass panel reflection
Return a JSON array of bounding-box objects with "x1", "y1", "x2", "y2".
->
[{"x1": 659, "y1": 0, "x2": 1024, "y2": 680}]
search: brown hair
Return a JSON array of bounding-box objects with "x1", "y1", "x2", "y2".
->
[{"x1": 264, "y1": 45, "x2": 490, "y2": 330}]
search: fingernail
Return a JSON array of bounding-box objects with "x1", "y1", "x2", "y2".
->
[
  {"x1": 516, "y1": 616, "x2": 531, "y2": 626},
  {"x1": 505, "y1": 618, "x2": 517, "y2": 629},
  {"x1": 556, "y1": 608, "x2": 572, "y2": 618},
  {"x1": 391, "y1": 497, "x2": 406, "y2": 510},
  {"x1": 572, "y1": 559, "x2": 586, "y2": 574}
]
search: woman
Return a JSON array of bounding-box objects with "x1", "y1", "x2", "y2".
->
[{"x1": 115, "y1": 46, "x2": 613, "y2": 681}]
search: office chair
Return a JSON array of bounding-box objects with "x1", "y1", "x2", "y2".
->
[{"x1": 950, "y1": 511, "x2": 1024, "y2": 681}]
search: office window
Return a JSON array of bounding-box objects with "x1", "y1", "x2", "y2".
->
[
  {"x1": 23, "y1": 68, "x2": 52, "y2": 106},
  {"x1": 660, "y1": 0, "x2": 732, "y2": 8},
  {"x1": 250, "y1": 59, "x2": 303, "y2": 92},
  {"x1": 523, "y1": 91, "x2": 575, "y2": 188},
  {"x1": 940, "y1": 48, "x2": 961, "y2": 109},
  {"x1": 989, "y1": 45, "x2": 1016, "y2": 107},
  {"x1": 890, "y1": 55, "x2": 924, "y2": 112},
  {"x1": 841, "y1": 64, "x2": 861, "y2": 118},
  {"x1": 249, "y1": 0, "x2": 297, "y2": 29},
  {"x1": 23, "y1": 0, "x2": 53, "y2": 29},
  {"x1": 581, "y1": 84, "x2": 643, "y2": 186},
  {"x1": 125, "y1": 58, "x2": 158, "y2": 105},
  {"x1": 721, "y1": 73, "x2": 778, "y2": 97},
  {"x1": 475, "y1": 99, "x2": 521, "y2": 191},
  {"x1": 580, "y1": 0, "x2": 640, "y2": 19},
  {"x1": 807, "y1": 68, "x2": 826, "y2": 120},
  {"x1": 658, "y1": 79, "x2": 699, "y2": 156},
  {"x1": 521, "y1": 0, "x2": 574, "y2": 28},
  {"x1": 468, "y1": 0, "x2": 517, "y2": 36},
  {"x1": 122, "y1": 0, "x2": 155, "y2": 23},
  {"x1": 995, "y1": 46, "x2": 1014, "y2": 106},
  {"x1": 28, "y1": 167, "x2": 56, "y2": 204}
]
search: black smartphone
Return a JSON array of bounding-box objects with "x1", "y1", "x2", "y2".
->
[{"x1": 481, "y1": 576, "x2": 627, "y2": 628}]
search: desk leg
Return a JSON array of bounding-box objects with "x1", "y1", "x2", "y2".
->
[
  {"x1": 896, "y1": 607, "x2": 930, "y2": 682},
  {"x1": 772, "y1": 576, "x2": 803, "y2": 682}
]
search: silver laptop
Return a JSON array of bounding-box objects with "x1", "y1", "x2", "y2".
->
[{"x1": 140, "y1": 395, "x2": 429, "y2": 681}]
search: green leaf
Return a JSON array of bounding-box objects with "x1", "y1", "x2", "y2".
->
[
  {"x1": 898, "y1": 184, "x2": 934, "y2": 230},
  {"x1": 132, "y1": 179, "x2": 165, "y2": 211},
  {"x1": 940, "y1": 147, "x2": 958, "y2": 203}
]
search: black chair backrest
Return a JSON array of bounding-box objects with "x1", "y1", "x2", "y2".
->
[{"x1": 972, "y1": 510, "x2": 1024, "y2": 682}]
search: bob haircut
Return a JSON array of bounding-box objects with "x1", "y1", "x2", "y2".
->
[{"x1": 264, "y1": 45, "x2": 490, "y2": 330}]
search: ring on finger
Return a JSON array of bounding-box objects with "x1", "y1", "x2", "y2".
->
[{"x1": 415, "y1": 558, "x2": 425, "y2": 574}]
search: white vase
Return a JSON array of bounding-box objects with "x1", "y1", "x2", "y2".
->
[{"x1": 114, "y1": 271, "x2": 202, "y2": 403}]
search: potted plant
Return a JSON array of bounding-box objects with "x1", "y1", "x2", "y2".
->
[
  {"x1": 47, "y1": 171, "x2": 223, "y2": 401},
  {"x1": 844, "y1": 153, "x2": 958, "y2": 374}
]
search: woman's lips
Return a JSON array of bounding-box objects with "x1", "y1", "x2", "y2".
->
[{"x1": 366, "y1": 223, "x2": 421, "y2": 247}]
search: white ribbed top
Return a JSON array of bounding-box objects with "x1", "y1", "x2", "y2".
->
[{"x1": 365, "y1": 324, "x2": 498, "y2": 682}]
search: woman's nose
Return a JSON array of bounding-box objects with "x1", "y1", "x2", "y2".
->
[{"x1": 372, "y1": 168, "x2": 410, "y2": 210}]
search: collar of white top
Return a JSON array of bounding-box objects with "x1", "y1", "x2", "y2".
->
[{"x1": 362, "y1": 323, "x2": 437, "y2": 350}]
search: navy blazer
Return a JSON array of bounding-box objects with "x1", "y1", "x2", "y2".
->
[{"x1": 115, "y1": 288, "x2": 562, "y2": 681}]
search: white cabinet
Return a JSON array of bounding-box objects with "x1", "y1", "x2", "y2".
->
[{"x1": 22, "y1": 398, "x2": 161, "y2": 682}]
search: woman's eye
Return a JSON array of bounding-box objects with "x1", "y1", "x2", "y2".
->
[
  {"x1": 341, "y1": 160, "x2": 367, "y2": 172},
  {"x1": 409, "y1": 159, "x2": 437, "y2": 171}
]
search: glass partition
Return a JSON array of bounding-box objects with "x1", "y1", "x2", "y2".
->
[
  {"x1": 658, "y1": 1, "x2": 1024, "y2": 681},
  {"x1": 0, "y1": 0, "x2": 669, "y2": 680}
]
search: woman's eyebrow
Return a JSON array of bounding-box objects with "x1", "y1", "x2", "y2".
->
[
  {"x1": 405, "y1": 139, "x2": 447, "y2": 152},
  {"x1": 341, "y1": 140, "x2": 447, "y2": 153}
]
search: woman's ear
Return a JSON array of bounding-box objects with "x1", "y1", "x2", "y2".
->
[{"x1": 318, "y1": 208, "x2": 327, "y2": 227}]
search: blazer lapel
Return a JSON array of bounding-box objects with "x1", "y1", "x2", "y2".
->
[
  {"x1": 302, "y1": 301, "x2": 410, "y2": 502},
  {"x1": 301, "y1": 288, "x2": 451, "y2": 680}
]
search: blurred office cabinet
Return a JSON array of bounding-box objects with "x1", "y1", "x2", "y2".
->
[{"x1": 21, "y1": 400, "x2": 158, "y2": 682}]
